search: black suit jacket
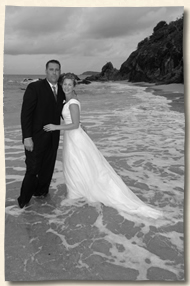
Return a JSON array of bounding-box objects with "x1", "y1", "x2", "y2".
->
[{"x1": 21, "y1": 79, "x2": 65, "y2": 150}]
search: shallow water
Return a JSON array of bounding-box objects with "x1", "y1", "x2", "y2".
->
[{"x1": 4, "y1": 77, "x2": 184, "y2": 281}]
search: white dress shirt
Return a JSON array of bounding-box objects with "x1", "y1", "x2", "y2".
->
[{"x1": 47, "y1": 80, "x2": 58, "y2": 94}]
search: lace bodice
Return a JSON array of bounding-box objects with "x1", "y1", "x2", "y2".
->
[{"x1": 62, "y1": 99, "x2": 81, "y2": 124}]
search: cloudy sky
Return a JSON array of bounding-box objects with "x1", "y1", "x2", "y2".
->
[{"x1": 3, "y1": 6, "x2": 183, "y2": 75}]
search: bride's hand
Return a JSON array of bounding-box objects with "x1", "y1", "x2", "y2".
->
[{"x1": 43, "y1": 124, "x2": 57, "y2": 132}]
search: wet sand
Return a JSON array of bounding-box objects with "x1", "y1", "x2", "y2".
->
[
  {"x1": 132, "y1": 82, "x2": 184, "y2": 114},
  {"x1": 145, "y1": 84, "x2": 184, "y2": 114},
  {"x1": 5, "y1": 184, "x2": 184, "y2": 281}
]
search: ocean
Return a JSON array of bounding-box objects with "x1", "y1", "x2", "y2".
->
[{"x1": 4, "y1": 74, "x2": 185, "y2": 281}]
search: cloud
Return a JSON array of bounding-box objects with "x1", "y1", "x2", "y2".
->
[
  {"x1": 3, "y1": 6, "x2": 184, "y2": 74},
  {"x1": 5, "y1": 7, "x2": 75, "y2": 37},
  {"x1": 4, "y1": 6, "x2": 183, "y2": 55},
  {"x1": 77, "y1": 7, "x2": 183, "y2": 39},
  {"x1": 4, "y1": 7, "x2": 82, "y2": 55}
]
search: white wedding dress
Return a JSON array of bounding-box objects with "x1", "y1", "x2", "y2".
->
[{"x1": 61, "y1": 99, "x2": 162, "y2": 219}]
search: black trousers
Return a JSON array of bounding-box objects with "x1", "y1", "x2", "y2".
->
[{"x1": 18, "y1": 136, "x2": 58, "y2": 205}]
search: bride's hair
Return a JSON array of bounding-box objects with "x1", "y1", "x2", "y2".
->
[{"x1": 58, "y1": 73, "x2": 77, "y2": 86}]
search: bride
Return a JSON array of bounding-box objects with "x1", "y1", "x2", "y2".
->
[{"x1": 44, "y1": 73, "x2": 163, "y2": 219}]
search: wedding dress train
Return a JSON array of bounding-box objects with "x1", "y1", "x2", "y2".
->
[{"x1": 61, "y1": 99, "x2": 162, "y2": 219}]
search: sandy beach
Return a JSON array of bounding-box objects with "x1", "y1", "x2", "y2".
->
[
  {"x1": 4, "y1": 80, "x2": 184, "y2": 281},
  {"x1": 145, "y1": 84, "x2": 184, "y2": 114},
  {"x1": 128, "y1": 82, "x2": 184, "y2": 113},
  {"x1": 5, "y1": 191, "x2": 184, "y2": 281}
]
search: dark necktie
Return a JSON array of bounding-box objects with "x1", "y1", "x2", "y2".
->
[{"x1": 52, "y1": 85, "x2": 57, "y2": 101}]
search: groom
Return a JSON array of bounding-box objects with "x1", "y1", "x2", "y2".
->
[{"x1": 17, "y1": 59, "x2": 66, "y2": 208}]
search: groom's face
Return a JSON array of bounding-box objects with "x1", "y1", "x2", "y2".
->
[{"x1": 46, "y1": 62, "x2": 61, "y2": 84}]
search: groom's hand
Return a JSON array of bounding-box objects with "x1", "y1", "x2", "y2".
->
[{"x1": 24, "y1": 137, "x2": 34, "y2": 152}]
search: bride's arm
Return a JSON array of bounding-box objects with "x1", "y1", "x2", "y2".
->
[{"x1": 43, "y1": 104, "x2": 80, "y2": 132}]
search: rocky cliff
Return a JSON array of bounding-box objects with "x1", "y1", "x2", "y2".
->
[{"x1": 86, "y1": 14, "x2": 183, "y2": 84}]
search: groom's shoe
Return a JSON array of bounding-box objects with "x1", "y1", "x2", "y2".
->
[{"x1": 17, "y1": 197, "x2": 30, "y2": 209}]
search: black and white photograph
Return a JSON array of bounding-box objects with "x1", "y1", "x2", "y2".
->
[{"x1": 3, "y1": 6, "x2": 185, "y2": 282}]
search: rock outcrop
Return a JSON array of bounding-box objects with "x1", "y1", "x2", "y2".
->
[
  {"x1": 85, "y1": 14, "x2": 183, "y2": 84},
  {"x1": 118, "y1": 15, "x2": 183, "y2": 84},
  {"x1": 85, "y1": 62, "x2": 119, "y2": 82}
]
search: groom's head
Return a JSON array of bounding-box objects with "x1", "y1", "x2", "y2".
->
[{"x1": 46, "y1": 60, "x2": 61, "y2": 84}]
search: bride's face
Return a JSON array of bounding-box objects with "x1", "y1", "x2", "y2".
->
[{"x1": 62, "y1": 79, "x2": 74, "y2": 95}]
